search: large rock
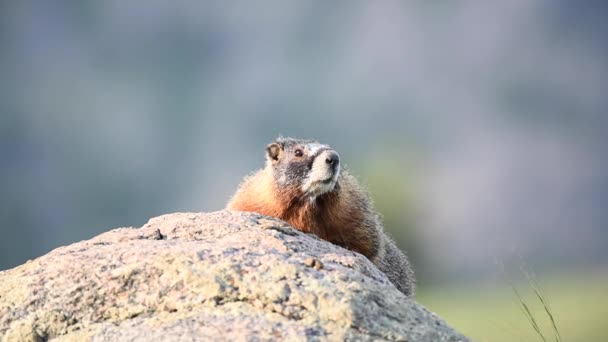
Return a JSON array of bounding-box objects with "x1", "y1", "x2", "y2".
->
[{"x1": 0, "y1": 211, "x2": 468, "y2": 341}]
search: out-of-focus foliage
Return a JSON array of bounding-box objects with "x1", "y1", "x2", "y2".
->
[
  {"x1": 350, "y1": 144, "x2": 427, "y2": 278},
  {"x1": 418, "y1": 269, "x2": 608, "y2": 342}
]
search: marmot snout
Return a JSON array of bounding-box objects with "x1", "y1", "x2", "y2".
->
[
  {"x1": 299, "y1": 146, "x2": 340, "y2": 199},
  {"x1": 227, "y1": 137, "x2": 415, "y2": 296}
]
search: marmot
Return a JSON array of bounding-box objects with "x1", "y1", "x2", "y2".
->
[{"x1": 227, "y1": 137, "x2": 415, "y2": 296}]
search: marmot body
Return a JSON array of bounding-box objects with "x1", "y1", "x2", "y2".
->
[{"x1": 227, "y1": 137, "x2": 415, "y2": 296}]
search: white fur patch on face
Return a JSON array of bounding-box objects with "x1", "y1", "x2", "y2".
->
[
  {"x1": 301, "y1": 149, "x2": 340, "y2": 200},
  {"x1": 306, "y1": 143, "x2": 329, "y2": 157}
]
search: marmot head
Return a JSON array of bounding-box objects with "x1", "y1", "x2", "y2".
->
[{"x1": 265, "y1": 137, "x2": 341, "y2": 200}]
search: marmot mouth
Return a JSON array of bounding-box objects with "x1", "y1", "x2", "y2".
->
[{"x1": 304, "y1": 176, "x2": 338, "y2": 198}]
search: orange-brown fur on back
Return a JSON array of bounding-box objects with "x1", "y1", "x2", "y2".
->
[{"x1": 228, "y1": 169, "x2": 380, "y2": 258}]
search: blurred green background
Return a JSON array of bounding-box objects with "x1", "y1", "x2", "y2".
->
[{"x1": 1, "y1": 1, "x2": 607, "y2": 340}]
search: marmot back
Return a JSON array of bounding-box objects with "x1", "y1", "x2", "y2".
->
[{"x1": 227, "y1": 137, "x2": 415, "y2": 296}]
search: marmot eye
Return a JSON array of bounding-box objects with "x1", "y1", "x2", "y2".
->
[{"x1": 294, "y1": 149, "x2": 303, "y2": 157}]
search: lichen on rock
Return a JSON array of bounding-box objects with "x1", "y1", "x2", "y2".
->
[{"x1": 0, "y1": 211, "x2": 468, "y2": 341}]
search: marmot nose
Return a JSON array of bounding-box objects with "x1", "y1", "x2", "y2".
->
[{"x1": 325, "y1": 151, "x2": 340, "y2": 167}]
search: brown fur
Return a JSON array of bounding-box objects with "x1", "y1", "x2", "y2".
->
[
  {"x1": 226, "y1": 140, "x2": 415, "y2": 296},
  {"x1": 228, "y1": 169, "x2": 380, "y2": 258}
]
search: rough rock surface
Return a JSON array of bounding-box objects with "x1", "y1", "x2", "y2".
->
[{"x1": 0, "y1": 211, "x2": 469, "y2": 341}]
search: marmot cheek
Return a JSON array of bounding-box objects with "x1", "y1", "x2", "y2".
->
[{"x1": 278, "y1": 174, "x2": 287, "y2": 185}]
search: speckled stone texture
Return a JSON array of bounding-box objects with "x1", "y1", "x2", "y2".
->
[{"x1": 0, "y1": 211, "x2": 469, "y2": 341}]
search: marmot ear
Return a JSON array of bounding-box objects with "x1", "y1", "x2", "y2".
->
[{"x1": 266, "y1": 143, "x2": 281, "y2": 161}]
